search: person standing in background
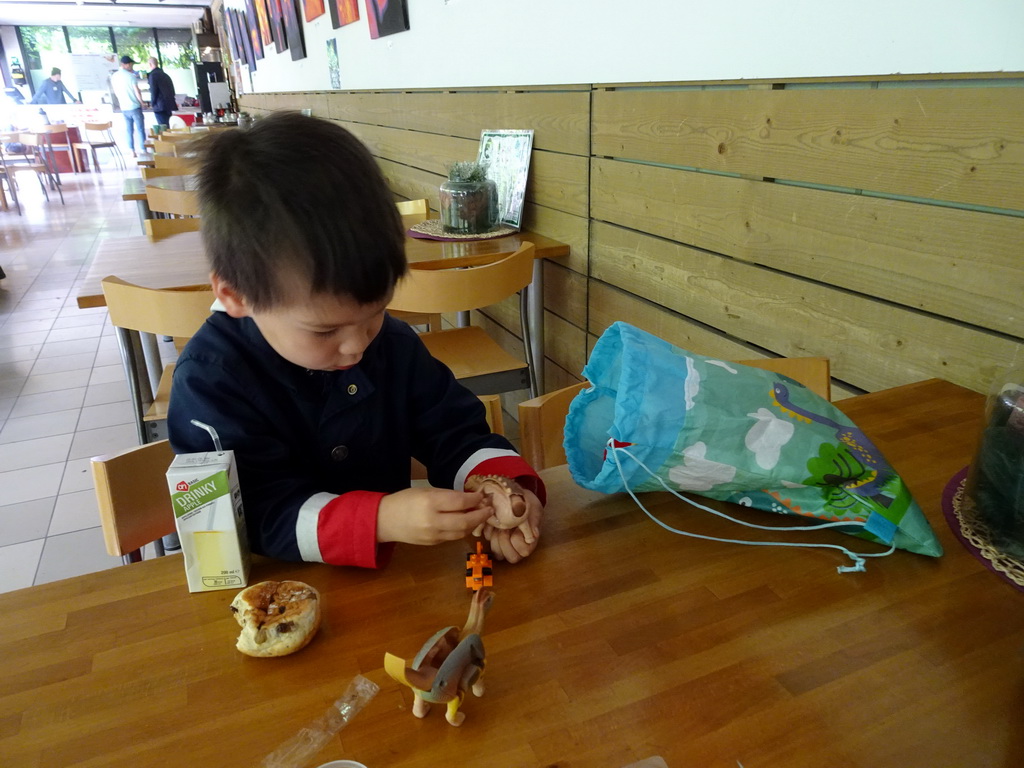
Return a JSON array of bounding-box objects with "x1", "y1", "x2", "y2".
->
[
  {"x1": 30, "y1": 68, "x2": 79, "y2": 104},
  {"x1": 109, "y1": 55, "x2": 146, "y2": 156},
  {"x1": 147, "y1": 56, "x2": 177, "y2": 128}
]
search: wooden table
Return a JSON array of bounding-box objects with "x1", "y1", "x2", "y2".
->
[
  {"x1": 1, "y1": 379, "x2": 1019, "y2": 767},
  {"x1": 121, "y1": 176, "x2": 150, "y2": 223},
  {"x1": 78, "y1": 227, "x2": 568, "y2": 414}
]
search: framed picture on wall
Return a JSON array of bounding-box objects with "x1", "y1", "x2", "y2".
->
[
  {"x1": 304, "y1": 0, "x2": 327, "y2": 22},
  {"x1": 268, "y1": 0, "x2": 287, "y2": 54},
  {"x1": 254, "y1": 0, "x2": 273, "y2": 49},
  {"x1": 477, "y1": 129, "x2": 535, "y2": 230},
  {"x1": 222, "y1": 7, "x2": 239, "y2": 63},
  {"x1": 364, "y1": 0, "x2": 409, "y2": 39},
  {"x1": 326, "y1": 38, "x2": 341, "y2": 89},
  {"x1": 281, "y1": 0, "x2": 307, "y2": 60},
  {"x1": 328, "y1": 0, "x2": 360, "y2": 29},
  {"x1": 244, "y1": 0, "x2": 264, "y2": 59}
]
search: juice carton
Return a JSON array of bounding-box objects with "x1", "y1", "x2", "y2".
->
[{"x1": 167, "y1": 450, "x2": 251, "y2": 592}]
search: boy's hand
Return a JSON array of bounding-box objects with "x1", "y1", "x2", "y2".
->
[
  {"x1": 377, "y1": 488, "x2": 494, "y2": 546},
  {"x1": 481, "y1": 489, "x2": 543, "y2": 563}
]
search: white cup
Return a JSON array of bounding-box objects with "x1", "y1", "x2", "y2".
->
[{"x1": 315, "y1": 762, "x2": 367, "y2": 768}]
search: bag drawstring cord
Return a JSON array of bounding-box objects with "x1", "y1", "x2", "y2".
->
[{"x1": 607, "y1": 440, "x2": 896, "y2": 574}]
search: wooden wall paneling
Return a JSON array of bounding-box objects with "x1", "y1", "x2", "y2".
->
[
  {"x1": 337, "y1": 121, "x2": 589, "y2": 216},
  {"x1": 591, "y1": 158, "x2": 1024, "y2": 338},
  {"x1": 592, "y1": 85, "x2": 1024, "y2": 211},
  {"x1": 339, "y1": 120, "x2": 474, "y2": 173},
  {"x1": 543, "y1": 261, "x2": 588, "y2": 329},
  {"x1": 586, "y1": 284, "x2": 880, "y2": 402},
  {"x1": 588, "y1": 280, "x2": 769, "y2": 364},
  {"x1": 376, "y1": 158, "x2": 446, "y2": 209},
  {"x1": 521, "y1": 207, "x2": 589, "y2": 274},
  {"x1": 254, "y1": 91, "x2": 329, "y2": 116},
  {"x1": 589, "y1": 221, "x2": 1023, "y2": 394},
  {"x1": 325, "y1": 90, "x2": 591, "y2": 155},
  {"x1": 542, "y1": 310, "x2": 588, "y2": 381}
]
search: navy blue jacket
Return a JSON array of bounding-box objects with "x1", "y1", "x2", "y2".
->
[{"x1": 167, "y1": 312, "x2": 540, "y2": 567}]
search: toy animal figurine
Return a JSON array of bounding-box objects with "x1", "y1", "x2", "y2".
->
[
  {"x1": 384, "y1": 589, "x2": 493, "y2": 726},
  {"x1": 466, "y1": 540, "x2": 493, "y2": 591},
  {"x1": 466, "y1": 474, "x2": 535, "y2": 545}
]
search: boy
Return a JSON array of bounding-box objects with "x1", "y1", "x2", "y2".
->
[{"x1": 167, "y1": 112, "x2": 544, "y2": 569}]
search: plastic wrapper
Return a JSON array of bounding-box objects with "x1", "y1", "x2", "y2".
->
[{"x1": 261, "y1": 675, "x2": 379, "y2": 768}]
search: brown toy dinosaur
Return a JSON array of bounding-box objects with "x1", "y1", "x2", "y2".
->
[
  {"x1": 466, "y1": 474, "x2": 535, "y2": 545},
  {"x1": 383, "y1": 589, "x2": 494, "y2": 726}
]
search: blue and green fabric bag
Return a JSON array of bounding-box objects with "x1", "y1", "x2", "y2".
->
[{"x1": 564, "y1": 322, "x2": 942, "y2": 572}]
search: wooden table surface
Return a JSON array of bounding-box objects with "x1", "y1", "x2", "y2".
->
[
  {"x1": 1, "y1": 379, "x2": 1020, "y2": 768},
  {"x1": 75, "y1": 229, "x2": 569, "y2": 309}
]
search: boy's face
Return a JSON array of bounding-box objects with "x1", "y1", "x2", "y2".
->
[{"x1": 212, "y1": 273, "x2": 390, "y2": 372}]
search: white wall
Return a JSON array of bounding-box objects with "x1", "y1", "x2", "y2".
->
[{"x1": 228, "y1": 0, "x2": 1024, "y2": 94}]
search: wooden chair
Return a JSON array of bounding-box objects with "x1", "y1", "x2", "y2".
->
[
  {"x1": 146, "y1": 185, "x2": 200, "y2": 217},
  {"x1": 144, "y1": 216, "x2": 202, "y2": 241},
  {"x1": 36, "y1": 124, "x2": 77, "y2": 177},
  {"x1": 0, "y1": 144, "x2": 21, "y2": 215},
  {"x1": 518, "y1": 357, "x2": 832, "y2": 470},
  {"x1": 153, "y1": 154, "x2": 196, "y2": 172},
  {"x1": 11, "y1": 132, "x2": 64, "y2": 204},
  {"x1": 390, "y1": 199, "x2": 442, "y2": 332},
  {"x1": 91, "y1": 439, "x2": 177, "y2": 564},
  {"x1": 101, "y1": 276, "x2": 215, "y2": 442},
  {"x1": 389, "y1": 243, "x2": 537, "y2": 397},
  {"x1": 71, "y1": 121, "x2": 126, "y2": 172},
  {"x1": 141, "y1": 166, "x2": 187, "y2": 181},
  {"x1": 396, "y1": 197, "x2": 430, "y2": 229}
]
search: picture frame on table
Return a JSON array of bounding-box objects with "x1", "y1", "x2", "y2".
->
[{"x1": 477, "y1": 129, "x2": 535, "y2": 230}]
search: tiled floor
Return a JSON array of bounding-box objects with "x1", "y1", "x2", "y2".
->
[{"x1": 1, "y1": 162, "x2": 146, "y2": 594}]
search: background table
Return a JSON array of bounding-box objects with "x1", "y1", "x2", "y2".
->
[
  {"x1": 77, "y1": 228, "x2": 568, "y2": 408},
  {"x1": 1, "y1": 379, "x2": 1020, "y2": 767}
]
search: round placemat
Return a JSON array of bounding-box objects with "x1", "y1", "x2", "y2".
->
[
  {"x1": 408, "y1": 218, "x2": 517, "y2": 241},
  {"x1": 942, "y1": 466, "x2": 1024, "y2": 592}
]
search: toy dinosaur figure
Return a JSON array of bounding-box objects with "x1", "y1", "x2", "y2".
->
[
  {"x1": 466, "y1": 474, "x2": 535, "y2": 544},
  {"x1": 384, "y1": 589, "x2": 494, "y2": 726}
]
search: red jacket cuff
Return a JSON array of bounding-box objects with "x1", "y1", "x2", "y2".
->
[{"x1": 316, "y1": 490, "x2": 394, "y2": 568}]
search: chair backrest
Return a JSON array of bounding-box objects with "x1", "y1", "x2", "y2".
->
[
  {"x1": 91, "y1": 439, "x2": 176, "y2": 557},
  {"x1": 389, "y1": 243, "x2": 535, "y2": 315},
  {"x1": 153, "y1": 154, "x2": 195, "y2": 171},
  {"x1": 144, "y1": 216, "x2": 202, "y2": 241},
  {"x1": 518, "y1": 357, "x2": 831, "y2": 470},
  {"x1": 146, "y1": 185, "x2": 200, "y2": 217},
  {"x1": 396, "y1": 198, "x2": 430, "y2": 229},
  {"x1": 141, "y1": 167, "x2": 187, "y2": 181},
  {"x1": 101, "y1": 275, "x2": 214, "y2": 338},
  {"x1": 152, "y1": 139, "x2": 179, "y2": 155},
  {"x1": 84, "y1": 121, "x2": 113, "y2": 132}
]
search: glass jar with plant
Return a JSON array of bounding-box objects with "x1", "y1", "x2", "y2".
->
[{"x1": 439, "y1": 160, "x2": 498, "y2": 235}]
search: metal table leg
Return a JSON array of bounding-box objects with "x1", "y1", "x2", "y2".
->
[{"x1": 113, "y1": 326, "x2": 155, "y2": 445}]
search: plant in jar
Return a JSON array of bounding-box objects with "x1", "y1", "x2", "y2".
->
[{"x1": 439, "y1": 161, "x2": 498, "y2": 235}]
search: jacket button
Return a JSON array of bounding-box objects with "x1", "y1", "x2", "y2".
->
[
  {"x1": 331, "y1": 445, "x2": 349, "y2": 462},
  {"x1": 347, "y1": 384, "x2": 358, "y2": 395}
]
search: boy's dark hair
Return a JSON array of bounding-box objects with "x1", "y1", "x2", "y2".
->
[{"x1": 194, "y1": 112, "x2": 407, "y2": 309}]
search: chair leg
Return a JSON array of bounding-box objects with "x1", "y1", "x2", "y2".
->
[{"x1": 92, "y1": 147, "x2": 100, "y2": 173}]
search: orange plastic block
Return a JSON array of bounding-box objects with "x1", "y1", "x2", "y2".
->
[{"x1": 465, "y1": 541, "x2": 493, "y2": 591}]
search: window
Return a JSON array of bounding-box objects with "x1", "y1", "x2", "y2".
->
[
  {"x1": 19, "y1": 26, "x2": 68, "y2": 92},
  {"x1": 68, "y1": 27, "x2": 113, "y2": 55},
  {"x1": 156, "y1": 28, "x2": 198, "y2": 101},
  {"x1": 112, "y1": 27, "x2": 157, "y2": 66}
]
